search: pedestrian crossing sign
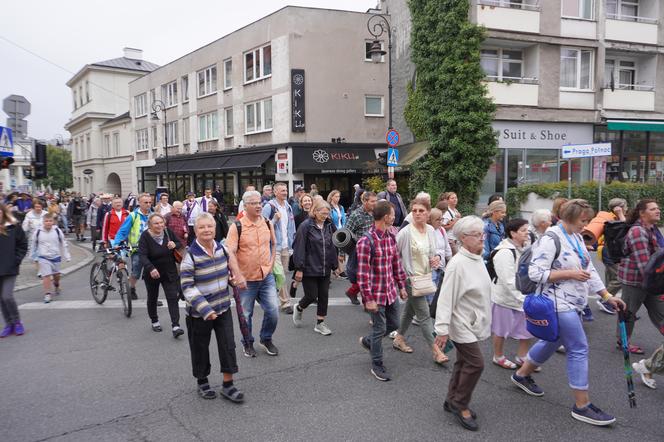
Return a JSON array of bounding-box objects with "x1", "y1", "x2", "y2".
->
[
  {"x1": 387, "y1": 148, "x2": 399, "y2": 167},
  {"x1": 0, "y1": 126, "x2": 13, "y2": 157}
]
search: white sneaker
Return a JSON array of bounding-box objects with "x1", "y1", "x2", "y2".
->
[
  {"x1": 314, "y1": 321, "x2": 332, "y2": 336},
  {"x1": 632, "y1": 360, "x2": 657, "y2": 389},
  {"x1": 43, "y1": 293, "x2": 52, "y2": 303},
  {"x1": 293, "y1": 306, "x2": 303, "y2": 328}
]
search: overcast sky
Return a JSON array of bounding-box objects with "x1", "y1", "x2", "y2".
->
[{"x1": 1, "y1": 0, "x2": 379, "y2": 140}]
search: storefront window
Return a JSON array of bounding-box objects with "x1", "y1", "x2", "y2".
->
[
  {"x1": 648, "y1": 132, "x2": 664, "y2": 184},
  {"x1": 622, "y1": 131, "x2": 647, "y2": 183}
]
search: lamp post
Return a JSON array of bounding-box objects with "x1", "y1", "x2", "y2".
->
[{"x1": 151, "y1": 99, "x2": 170, "y2": 191}]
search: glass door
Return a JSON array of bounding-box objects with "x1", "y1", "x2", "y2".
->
[{"x1": 524, "y1": 149, "x2": 559, "y2": 185}]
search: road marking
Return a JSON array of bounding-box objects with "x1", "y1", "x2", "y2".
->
[{"x1": 19, "y1": 298, "x2": 358, "y2": 311}]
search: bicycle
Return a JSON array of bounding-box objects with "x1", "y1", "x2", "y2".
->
[{"x1": 89, "y1": 243, "x2": 133, "y2": 318}]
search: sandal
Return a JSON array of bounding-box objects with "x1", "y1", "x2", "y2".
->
[
  {"x1": 197, "y1": 383, "x2": 217, "y2": 399},
  {"x1": 492, "y1": 356, "x2": 517, "y2": 370},
  {"x1": 220, "y1": 385, "x2": 244, "y2": 403},
  {"x1": 617, "y1": 341, "x2": 645, "y2": 354},
  {"x1": 392, "y1": 335, "x2": 413, "y2": 353},
  {"x1": 433, "y1": 346, "x2": 449, "y2": 365}
]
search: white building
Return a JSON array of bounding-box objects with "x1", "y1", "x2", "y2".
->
[{"x1": 65, "y1": 48, "x2": 158, "y2": 196}]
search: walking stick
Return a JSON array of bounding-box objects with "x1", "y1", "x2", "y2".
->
[{"x1": 618, "y1": 309, "x2": 637, "y2": 408}]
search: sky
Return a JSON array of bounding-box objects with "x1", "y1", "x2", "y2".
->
[{"x1": 1, "y1": 0, "x2": 379, "y2": 140}]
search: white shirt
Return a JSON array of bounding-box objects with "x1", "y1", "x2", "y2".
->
[
  {"x1": 277, "y1": 201, "x2": 289, "y2": 249},
  {"x1": 114, "y1": 210, "x2": 123, "y2": 221},
  {"x1": 157, "y1": 203, "x2": 172, "y2": 216}
]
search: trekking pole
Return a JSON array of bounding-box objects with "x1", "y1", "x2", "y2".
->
[{"x1": 618, "y1": 309, "x2": 637, "y2": 408}]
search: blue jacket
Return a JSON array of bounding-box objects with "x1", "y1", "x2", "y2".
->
[
  {"x1": 112, "y1": 208, "x2": 152, "y2": 248},
  {"x1": 262, "y1": 199, "x2": 295, "y2": 252},
  {"x1": 330, "y1": 205, "x2": 346, "y2": 229},
  {"x1": 483, "y1": 218, "x2": 505, "y2": 261}
]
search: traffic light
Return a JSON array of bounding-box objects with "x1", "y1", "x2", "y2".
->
[
  {"x1": 0, "y1": 157, "x2": 14, "y2": 169},
  {"x1": 33, "y1": 142, "x2": 47, "y2": 179},
  {"x1": 377, "y1": 151, "x2": 388, "y2": 167}
]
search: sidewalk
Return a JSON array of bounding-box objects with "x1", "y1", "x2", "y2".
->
[{"x1": 15, "y1": 236, "x2": 96, "y2": 291}]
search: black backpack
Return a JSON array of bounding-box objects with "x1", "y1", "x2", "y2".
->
[
  {"x1": 486, "y1": 248, "x2": 516, "y2": 283},
  {"x1": 642, "y1": 248, "x2": 664, "y2": 293},
  {"x1": 604, "y1": 221, "x2": 630, "y2": 260}
]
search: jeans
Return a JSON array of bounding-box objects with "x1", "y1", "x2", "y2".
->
[
  {"x1": 363, "y1": 301, "x2": 400, "y2": 365},
  {"x1": 240, "y1": 273, "x2": 279, "y2": 345},
  {"x1": 0, "y1": 275, "x2": 19, "y2": 325},
  {"x1": 527, "y1": 310, "x2": 589, "y2": 390}
]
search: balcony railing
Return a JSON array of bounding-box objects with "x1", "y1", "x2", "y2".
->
[
  {"x1": 602, "y1": 83, "x2": 655, "y2": 92},
  {"x1": 478, "y1": 0, "x2": 540, "y2": 11},
  {"x1": 485, "y1": 76, "x2": 539, "y2": 85},
  {"x1": 606, "y1": 13, "x2": 658, "y2": 24}
]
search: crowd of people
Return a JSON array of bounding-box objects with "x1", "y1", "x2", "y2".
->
[{"x1": 1, "y1": 182, "x2": 663, "y2": 431}]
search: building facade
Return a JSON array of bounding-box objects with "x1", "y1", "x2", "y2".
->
[
  {"x1": 129, "y1": 6, "x2": 389, "y2": 206},
  {"x1": 385, "y1": 0, "x2": 664, "y2": 207},
  {"x1": 65, "y1": 48, "x2": 158, "y2": 196}
]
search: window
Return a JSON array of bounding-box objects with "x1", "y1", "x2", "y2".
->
[
  {"x1": 104, "y1": 134, "x2": 110, "y2": 157},
  {"x1": 79, "y1": 86, "x2": 84, "y2": 107},
  {"x1": 605, "y1": 58, "x2": 638, "y2": 89},
  {"x1": 151, "y1": 126, "x2": 158, "y2": 148},
  {"x1": 223, "y1": 58, "x2": 232, "y2": 90},
  {"x1": 150, "y1": 88, "x2": 156, "y2": 105},
  {"x1": 365, "y1": 96, "x2": 384, "y2": 117},
  {"x1": 85, "y1": 81, "x2": 90, "y2": 102},
  {"x1": 607, "y1": 0, "x2": 638, "y2": 20},
  {"x1": 560, "y1": 48, "x2": 593, "y2": 90},
  {"x1": 197, "y1": 65, "x2": 217, "y2": 97},
  {"x1": 562, "y1": 0, "x2": 594, "y2": 19},
  {"x1": 136, "y1": 128, "x2": 148, "y2": 151},
  {"x1": 135, "y1": 93, "x2": 147, "y2": 117},
  {"x1": 244, "y1": 44, "x2": 272, "y2": 83},
  {"x1": 86, "y1": 134, "x2": 91, "y2": 158},
  {"x1": 112, "y1": 132, "x2": 120, "y2": 156},
  {"x1": 182, "y1": 118, "x2": 190, "y2": 145},
  {"x1": 365, "y1": 41, "x2": 385, "y2": 62},
  {"x1": 245, "y1": 98, "x2": 272, "y2": 134},
  {"x1": 181, "y1": 75, "x2": 189, "y2": 102},
  {"x1": 480, "y1": 49, "x2": 523, "y2": 80},
  {"x1": 225, "y1": 107, "x2": 234, "y2": 136},
  {"x1": 165, "y1": 121, "x2": 178, "y2": 147},
  {"x1": 161, "y1": 81, "x2": 178, "y2": 107},
  {"x1": 198, "y1": 112, "x2": 219, "y2": 141},
  {"x1": 73, "y1": 90, "x2": 78, "y2": 110}
]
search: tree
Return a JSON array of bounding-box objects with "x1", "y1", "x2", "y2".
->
[
  {"x1": 405, "y1": 0, "x2": 497, "y2": 214},
  {"x1": 34, "y1": 145, "x2": 73, "y2": 191}
]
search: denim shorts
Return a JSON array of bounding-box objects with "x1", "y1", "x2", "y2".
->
[{"x1": 130, "y1": 253, "x2": 143, "y2": 279}]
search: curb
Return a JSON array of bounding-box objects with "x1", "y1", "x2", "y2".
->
[{"x1": 14, "y1": 240, "x2": 96, "y2": 292}]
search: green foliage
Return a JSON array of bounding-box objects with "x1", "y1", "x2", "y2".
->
[
  {"x1": 362, "y1": 175, "x2": 387, "y2": 193},
  {"x1": 405, "y1": 0, "x2": 498, "y2": 214},
  {"x1": 34, "y1": 145, "x2": 73, "y2": 191},
  {"x1": 506, "y1": 181, "x2": 664, "y2": 216}
]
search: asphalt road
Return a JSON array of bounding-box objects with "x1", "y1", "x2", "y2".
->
[{"x1": 1, "y1": 261, "x2": 663, "y2": 442}]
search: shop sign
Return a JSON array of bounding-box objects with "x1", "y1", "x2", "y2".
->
[
  {"x1": 293, "y1": 147, "x2": 377, "y2": 172},
  {"x1": 291, "y1": 69, "x2": 305, "y2": 133},
  {"x1": 493, "y1": 122, "x2": 593, "y2": 149},
  {"x1": 277, "y1": 160, "x2": 288, "y2": 175}
]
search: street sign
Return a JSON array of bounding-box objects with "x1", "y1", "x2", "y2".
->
[
  {"x1": 386, "y1": 129, "x2": 400, "y2": 147},
  {"x1": 6, "y1": 118, "x2": 27, "y2": 137},
  {"x1": 3, "y1": 95, "x2": 31, "y2": 119},
  {"x1": 0, "y1": 126, "x2": 14, "y2": 157},
  {"x1": 387, "y1": 148, "x2": 399, "y2": 167},
  {"x1": 562, "y1": 143, "x2": 611, "y2": 159}
]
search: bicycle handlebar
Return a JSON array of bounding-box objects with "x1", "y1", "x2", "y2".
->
[{"x1": 96, "y1": 243, "x2": 133, "y2": 254}]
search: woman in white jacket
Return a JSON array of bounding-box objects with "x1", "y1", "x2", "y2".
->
[{"x1": 490, "y1": 218, "x2": 533, "y2": 370}]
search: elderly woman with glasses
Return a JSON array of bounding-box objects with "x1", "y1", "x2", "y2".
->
[{"x1": 434, "y1": 216, "x2": 492, "y2": 432}]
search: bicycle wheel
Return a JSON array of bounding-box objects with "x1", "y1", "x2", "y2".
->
[
  {"x1": 117, "y1": 268, "x2": 132, "y2": 318},
  {"x1": 89, "y1": 262, "x2": 108, "y2": 304}
]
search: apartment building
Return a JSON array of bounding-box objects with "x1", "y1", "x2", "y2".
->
[
  {"x1": 130, "y1": 6, "x2": 389, "y2": 205},
  {"x1": 65, "y1": 48, "x2": 158, "y2": 196},
  {"x1": 385, "y1": 0, "x2": 664, "y2": 204}
]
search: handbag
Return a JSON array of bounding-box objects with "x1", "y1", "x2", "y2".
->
[
  {"x1": 523, "y1": 289, "x2": 559, "y2": 342},
  {"x1": 409, "y1": 273, "x2": 436, "y2": 297},
  {"x1": 165, "y1": 230, "x2": 183, "y2": 263}
]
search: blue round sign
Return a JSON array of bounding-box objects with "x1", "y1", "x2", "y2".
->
[{"x1": 386, "y1": 129, "x2": 400, "y2": 147}]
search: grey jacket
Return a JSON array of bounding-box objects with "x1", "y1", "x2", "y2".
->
[{"x1": 396, "y1": 224, "x2": 442, "y2": 276}]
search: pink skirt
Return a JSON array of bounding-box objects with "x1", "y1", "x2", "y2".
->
[{"x1": 491, "y1": 303, "x2": 532, "y2": 340}]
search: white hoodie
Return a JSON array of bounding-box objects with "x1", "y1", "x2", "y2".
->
[
  {"x1": 22, "y1": 210, "x2": 44, "y2": 236},
  {"x1": 490, "y1": 238, "x2": 525, "y2": 311}
]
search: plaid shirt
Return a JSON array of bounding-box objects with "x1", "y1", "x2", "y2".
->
[
  {"x1": 346, "y1": 206, "x2": 373, "y2": 238},
  {"x1": 618, "y1": 221, "x2": 661, "y2": 286},
  {"x1": 164, "y1": 212, "x2": 188, "y2": 245},
  {"x1": 356, "y1": 225, "x2": 407, "y2": 306}
]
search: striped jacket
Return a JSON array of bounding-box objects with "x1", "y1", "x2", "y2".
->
[{"x1": 180, "y1": 240, "x2": 232, "y2": 319}]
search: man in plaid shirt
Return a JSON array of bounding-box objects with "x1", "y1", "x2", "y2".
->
[
  {"x1": 618, "y1": 199, "x2": 664, "y2": 346},
  {"x1": 357, "y1": 200, "x2": 407, "y2": 381},
  {"x1": 344, "y1": 191, "x2": 377, "y2": 304}
]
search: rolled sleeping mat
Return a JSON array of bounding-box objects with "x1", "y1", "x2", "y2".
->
[
  {"x1": 582, "y1": 211, "x2": 615, "y2": 246},
  {"x1": 333, "y1": 227, "x2": 356, "y2": 254}
]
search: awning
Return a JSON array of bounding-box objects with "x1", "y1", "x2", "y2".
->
[
  {"x1": 145, "y1": 156, "x2": 229, "y2": 174},
  {"x1": 292, "y1": 146, "x2": 379, "y2": 173},
  {"x1": 607, "y1": 120, "x2": 664, "y2": 132},
  {"x1": 396, "y1": 141, "x2": 430, "y2": 168},
  {"x1": 221, "y1": 151, "x2": 273, "y2": 170}
]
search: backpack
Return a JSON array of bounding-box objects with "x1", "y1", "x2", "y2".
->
[
  {"x1": 515, "y1": 231, "x2": 561, "y2": 295},
  {"x1": 642, "y1": 248, "x2": 664, "y2": 293},
  {"x1": 603, "y1": 220, "x2": 630, "y2": 260},
  {"x1": 486, "y1": 248, "x2": 516, "y2": 283},
  {"x1": 345, "y1": 231, "x2": 376, "y2": 283},
  {"x1": 35, "y1": 227, "x2": 64, "y2": 250}
]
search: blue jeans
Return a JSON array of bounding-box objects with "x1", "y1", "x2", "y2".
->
[
  {"x1": 527, "y1": 310, "x2": 589, "y2": 390},
  {"x1": 239, "y1": 273, "x2": 278, "y2": 345},
  {"x1": 363, "y1": 301, "x2": 400, "y2": 365}
]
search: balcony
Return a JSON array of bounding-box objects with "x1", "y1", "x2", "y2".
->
[
  {"x1": 476, "y1": 0, "x2": 541, "y2": 34},
  {"x1": 605, "y1": 16, "x2": 658, "y2": 44},
  {"x1": 603, "y1": 86, "x2": 655, "y2": 111},
  {"x1": 485, "y1": 78, "x2": 539, "y2": 106}
]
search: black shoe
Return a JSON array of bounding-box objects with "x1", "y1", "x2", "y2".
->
[
  {"x1": 359, "y1": 336, "x2": 371, "y2": 351},
  {"x1": 346, "y1": 293, "x2": 360, "y2": 305},
  {"x1": 157, "y1": 300, "x2": 163, "y2": 307},
  {"x1": 260, "y1": 340, "x2": 279, "y2": 356},
  {"x1": 172, "y1": 326, "x2": 184, "y2": 338},
  {"x1": 289, "y1": 282, "x2": 298, "y2": 298},
  {"x1": 282, "y1": 306, "x2": 294, "y2": 315},
  {"x1": 452, "y1": 408, "x2": 479, "y2": 431},
  {"x1": 130, "y1": 287, "x2": 138, "y2": 300},
  {"x1": 444, "y1": 401, "x2": 477, "y2": 419},
  {"x1": 243, "y1": 344, "x2": 257, "y2": 358}
]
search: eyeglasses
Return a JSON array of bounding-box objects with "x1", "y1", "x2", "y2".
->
[
  {"x1": 465, "y1": 232, "x2": 486, "y2": 239},
  {"x1": 245, "y1": 201, "x2": 261, "y2": 206}
]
